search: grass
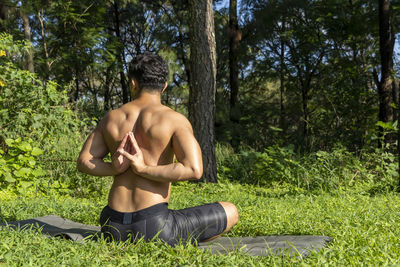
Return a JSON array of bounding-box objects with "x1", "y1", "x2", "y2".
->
[{"x1": 1, "y1": 181, "x2": 400, "y2": 266}]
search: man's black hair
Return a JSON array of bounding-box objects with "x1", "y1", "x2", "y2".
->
[{"x1": 128, "y1": 52, "x2": 169, "y2": 91}]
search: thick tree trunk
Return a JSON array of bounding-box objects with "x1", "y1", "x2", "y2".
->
[
  {"x1": 188, "y1": 0, "x2": 217, "y2": 182},
  {"x1": 20, "y1": 6, "x2": 34, "y2": 73},
  {"x1": 378, "y1": 0, "x2": 394, "y2": 125},
  {"x1": 113, "y1": 0, "x2": 129, "y2": 104}
]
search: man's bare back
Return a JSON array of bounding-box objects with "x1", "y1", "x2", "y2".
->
[
  {"x1": 104, "y1": 96, "x2": 202, "y2": 212},
  {"x1": 78, "y1": 93, "x2": 203, "y2": 212},
  {"x1": 77, "y1": 52, "x2": 237, "y2": 244}
]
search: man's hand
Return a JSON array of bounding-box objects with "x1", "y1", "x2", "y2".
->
[
  {"x1": 111, "y1": 133, "x2": 132, "y2": 173},
  {"x1": 118, "y1": 119, "x2": 203, "y2": 182},
  {"x1": 119, "y1": 132, "x2": 147, "y2": 174}
]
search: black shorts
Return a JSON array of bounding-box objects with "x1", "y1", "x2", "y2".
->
[{"x1": 99, "y1": 202, "x2": 227, "y2": 246}]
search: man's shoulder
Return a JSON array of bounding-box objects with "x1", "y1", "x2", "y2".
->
[
  {"x1": 98, "y1": 107, "x2": 132, "y2": 137},
  {"x1": 158, "y1": 106, "x2": 191, "y2": 127},
  {"x1": 99, "y1": 109, "x2": 123, "y2": 126}
]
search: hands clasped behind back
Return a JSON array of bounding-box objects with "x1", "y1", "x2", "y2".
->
[{"x1": 112, "y1": 132, "x2": 146, "y2": 174}]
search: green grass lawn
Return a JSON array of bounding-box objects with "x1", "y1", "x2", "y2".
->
[{"x1": 1, "y1": 181, "x2": 400, "y2": 266}]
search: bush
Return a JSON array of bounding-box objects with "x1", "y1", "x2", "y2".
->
[
  {"x1": 0, "y1": 33, "x2": 101, "y2": 195},
  {"x1": 217, "y1": 143, "x2": 398, "y2": 192},
  {"x1": 0, "y1": 138, "x2": 46, "y2": 191}
]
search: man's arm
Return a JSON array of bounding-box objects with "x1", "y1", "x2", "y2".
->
[
  {"x1": 120, "y1": 121, "x2": 203, "y2": 182},
  {"x1": 77, "y1": 126, "x2": 120, "y2": 177}
]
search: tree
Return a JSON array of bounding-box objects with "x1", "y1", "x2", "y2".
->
[
  {"x1": 20, "y1": 1, "x2": 34, "y2": 73},
  {"x1": 228, "y1": 0, "x2": 241, "y2": 148},
  {"x1": 188, "y1": 0, "x2": 217, "y2": 182},
  {"x1": 111, "y1": 0, "x2": 129, "y2": 104},
  {"x1": 375, "y1": 0, "x2": 396, "y2": 144}
]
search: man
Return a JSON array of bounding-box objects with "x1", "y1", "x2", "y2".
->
[{"x1": 77, "y1": 52, "x2": 238, "y2": 245}]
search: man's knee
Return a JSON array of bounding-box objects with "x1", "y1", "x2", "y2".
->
[{"x1": 218, "y1": 201, "x2": 239, "y2": 225}]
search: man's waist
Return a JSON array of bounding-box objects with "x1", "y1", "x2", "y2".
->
[{"x1": 103, "y1": 202, "x2": 169, "y2": 224}]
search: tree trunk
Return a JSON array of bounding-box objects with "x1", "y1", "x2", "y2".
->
[
  {"x1": 20, "y1": 5, "x2": 34, "y2": 73},
  {"x1": 301, "y1": 84, "x2": 309, "y2": 148},
  {"x1": 377, "y1": 0, "x2": 394, "y2": 127},
  {"x1": 393, "y1": 77, "x2": 399, "y2": 126},
  {"x1": 178, "y1": 30, "x2": 191, "y2": 86},
  {"x1": 229, "y1": 0, "x2": 240, "y2": 122},
  {"x1": 104, "y1": 67, "x2": 112, "y2": 111},
  {"x1": 228, "y1": 0, "x2": 241, "y2": 149},
  {"x1": 188, "y1": 0, "x2": 217, "y2": 182},
  {"x1": 279, "y1": 19, "x2": 286, "y2": 134},
  {"x1": 0, "y1": 4, "x2": 9, "y2": 21},
  {"x1": 396, "y1": 79, "x2": 400, "y2": 191},
  {"x1": 113, "y1": 0, "x2": 129, "y2": 104},
  {"x1": 37, "y1": 9, "x2": 51, "y2": 74}
]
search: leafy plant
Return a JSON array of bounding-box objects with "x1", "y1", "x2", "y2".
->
[
  {"x1": 0, "y1": 33, "x2": 99, "y2": 196},
  {"x1": 0, "y1": 138, "x2": 46, "y2": 190},
  {"x1": 217, "y1": 143, "x2": 398, "y2": 193}
]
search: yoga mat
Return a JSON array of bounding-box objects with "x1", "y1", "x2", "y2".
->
[{"x1": 0, "y1": 215, "x2": 332, "y2": 257}]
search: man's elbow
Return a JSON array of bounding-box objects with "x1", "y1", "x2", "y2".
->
[
  {"x1": 76, "y1": 157, "x2": 87, "y2": 173},
  {"x1": 191, "y1": 166, "x2": 203, "y2": 180}
]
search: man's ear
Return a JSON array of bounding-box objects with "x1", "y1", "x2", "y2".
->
[
  {"x1": 130, "y1": 78, "x2": 140, "y2": 97},
  {"x1": 130, "y1": 79, "x2": 136, "y2": 90},
  {"x1": 161, "y1": 82, "x2": 168, "y2": 94}
]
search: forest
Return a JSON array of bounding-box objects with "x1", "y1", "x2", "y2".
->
[{"x1": 0, "y1": 0, "x2": 400, "y2": 265}]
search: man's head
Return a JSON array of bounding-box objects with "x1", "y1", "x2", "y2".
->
[{"x1": 128, "y1": 52, "x2": 169, "y2": 94}]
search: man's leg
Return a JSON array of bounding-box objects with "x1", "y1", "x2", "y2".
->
[
  {"x1": 218, "y1": 201, "x2": 239, "y2": 233},
  {"x1": 160, "y1": 201, "x2": 239, "y2": 245},
  {"x1": 201, "y1": 201, "x2": 239, "y2": 242}
]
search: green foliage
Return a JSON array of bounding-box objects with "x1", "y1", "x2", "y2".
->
[
  {"x1": 0, "y1": 34, "x2": 82, "y2": 146},
  {"x1": 217, "y1": 144, "x2": 398, "y2": 192},
  {"x1": 0, "y1": 138, "x2": 46, "y2": 190},
  {"x1": 0, "y1": 33, "x2": 102, "y2": 196}
]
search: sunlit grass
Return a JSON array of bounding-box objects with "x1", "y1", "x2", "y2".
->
[{"x1": 1, "y1": 181, "x2": 400, "y2": 266}]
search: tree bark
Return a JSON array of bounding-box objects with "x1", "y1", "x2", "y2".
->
[
  {"x1": 228, "y1": 0, "x2": 241, "y2": 149},
  {"x1": 74, "y1": 74, "x2": 79, "y2": 101},
  {"x1": 0, "y1": 4, "x2": 9, "y2": 21},
  {"x1": 279, "y1": 19, "x2": 286, "y2": 134},
  {"x1": 396, "y1": 78, "x2": 400, "y2": 191},
  {"x1": 188, "y1": 0, "x2": 217, "y2": 182},
  {"x1": 37, "y1": 9, "x2": 51, "y2": 74},
  {"x1": 301, "y1": 81, "x2": 310, "y2": 148},
  {"x1": 20, "y1": 4, "x2": 34, "y2": 73},
  {"x1": 113, "y1": 0, "x2": 129, "y2": 104},
  {"x1": 377, "y1": 0, "x2": 394, "y2": 126},
  {"x1": 104, "y1": 66, "x2": 113, "y2": 111},
  {"x1": 229, "y1": 0, "x2": 240, "y2": 123},
  {"x1": 393, "y1": 77, "x2": 399, "y2": 125}
]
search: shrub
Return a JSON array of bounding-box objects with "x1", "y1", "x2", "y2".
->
[
  {"x1": 217, "y1": 143, "x2": 398, "y2": 192},
  {"x1": 0, "y1": 138, "x2": 46, "y2": 191},
  {"x1": 0, "y1": 33, "x2": 99, "y2": 195}
]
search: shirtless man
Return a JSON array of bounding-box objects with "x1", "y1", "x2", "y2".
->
[{"x1": 77, "y1": 52, "x2": 238, "y2": 245}]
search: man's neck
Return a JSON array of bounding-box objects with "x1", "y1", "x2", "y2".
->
[{"x1": 134, "y1": 90, "x2": 162, "y2": 105}]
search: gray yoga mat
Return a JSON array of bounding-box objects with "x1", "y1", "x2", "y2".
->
[{"x1": 0, "y1": 215, "x2": 332, "y2": 257}]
